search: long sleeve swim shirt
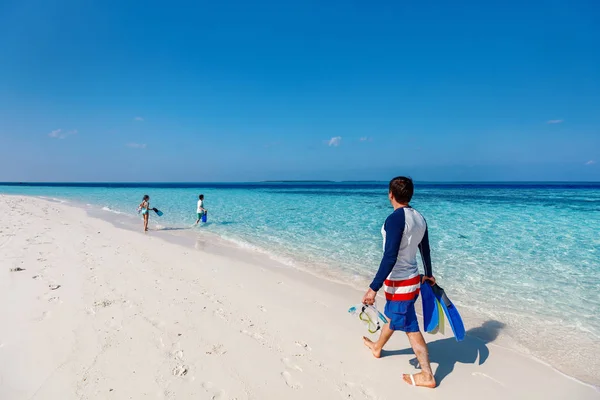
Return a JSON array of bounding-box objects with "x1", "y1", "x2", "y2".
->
[{"x1": 369, "y1": 207, "x2": 433, "y2": 301}]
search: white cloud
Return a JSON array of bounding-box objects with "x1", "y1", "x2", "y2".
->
[
  {"x1": 547, "y1": 119, "x2": 564, "y2": 124},
  {"x1": 126, "y1": 143, "x2": 147, "y2": 149},
  {"x1": 48, "y1": 129, "x2": 62, "y2": 138},
  {"x1": 585, "y1": 160, "x2": 596, "y2": 165},
  {"x1": 48, "y1": 129, "x2": 77, "y2": 139},
  {"x1": 328, "y1": 136, "x2": 342, "y2": 147},
  {"x1": 134, "y1": 117, "x2": 144, "y2": 122}
]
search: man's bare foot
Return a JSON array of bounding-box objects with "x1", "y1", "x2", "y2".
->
[
  {"x1": 403, "y1": 372, "x2": 436, "y2": 388},
  {"x1": 362, "y1": 336, "x2": 382, "y2": 358}
]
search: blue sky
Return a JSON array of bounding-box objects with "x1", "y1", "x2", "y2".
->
[{"x1": 0, "y1": 0, "x2": 598, "y2": 182}]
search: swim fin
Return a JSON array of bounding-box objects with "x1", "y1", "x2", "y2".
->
[
  {"x1": 420, "y1": 281, "x2": 439, "y2": 333},
  {"x1": 431, "y1": 284, "x2": 465, "y2": 341},
  {"x1": 152, "y1": 208, "x2": 163, "y2": 217},
  {"x1": 431, "y1": 300, "x2": 445, "y2": 334}
]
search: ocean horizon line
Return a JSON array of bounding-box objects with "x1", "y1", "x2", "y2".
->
[{"x1": 2, "y1": 180, "x2": 600, "y2": 186}]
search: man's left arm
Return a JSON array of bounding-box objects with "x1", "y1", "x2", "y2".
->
[{"x1": 418, "y1": 225, "x2": 435, "y2": 285}]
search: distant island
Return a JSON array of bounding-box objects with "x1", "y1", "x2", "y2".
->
[
  {"x1": 262, "y1": 180, "x2": 335, "y2": 183},
  {"x1": 262, "y1": 180, "x2": 385, "y2": 183},
  {"x1": 340, "y1": 180, "x2": 383, "y2": 183}
]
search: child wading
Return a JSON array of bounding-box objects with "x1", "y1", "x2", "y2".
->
[
  {"x1": 195, "y1": 194, "x2": 207, "y2": 225},
  {"x1": 362, "y1": 176, "x2": 437, "y2": 388},
  {"x1": 138, "y1": 195, "x2": 150, "y2": 232}
]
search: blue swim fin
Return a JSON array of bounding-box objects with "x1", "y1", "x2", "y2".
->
[
  {"x1": 431, "y1": 300, "x2": 445, "y2": 334},
  {"x1": 152, "y1": 208, "x2": 163, "y2": 217},
  {"x1": 431, "y1": 284, "x2": 465, "y2": 341},
  {"x1": 420, "y1": 281, "x2": 439, "y2": 333}
]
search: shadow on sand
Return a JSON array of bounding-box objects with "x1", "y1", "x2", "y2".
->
[
  {"x1": 381, "y1": 320, "x2": 505, "y2": 386},
  {"x1": 155, "y1": 227, "x2": 192, "y2": 231}
]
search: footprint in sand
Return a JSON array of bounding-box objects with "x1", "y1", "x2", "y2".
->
[
  {"x1": 49, "y1": 284, "x2": 61, "y2": 291},
  {"x1": 36, "y1": 311, "x2": 51, "y2": 322},
  {"x1": 282, "y1": 357, "x2": 303, "y2": 372},
  {"x1": 206, "y1": 344, "x2": 226, "y2": 355},
  {"x1": 281, "y1": 371, "x2": 302, "y2": 389},
  {"x1": 32, "y1": 275, "x2": 42, "y2": 280},
  {"x1": 146, "y1": 317, "x2": 166, "y2": 329},
  {"x1": 172, "y1": 365, "x2": 188, "y2": 377},
  {"x1": 210, "y1": 390, "x2": 226, "y2": 399},
  {"x1": 213, "y1": 308, "x2": 228, "y2": 321},
  {"x1": 258, "y1": 305, "x2": 267, "y2": 312},
  {"x1": 338, "y1": 382, "x2": 377, "y2": 400},
  {"x1": 93, "y1": 300, "x2": 112, "y2": 308},
  {"x1": 172, "y1": 350, "x2": 184, "y2": 361},
  {"x1": 241, "y1": 329, "x2": 265, "y2": 342},
  {"x1": 47, "y1": 296, "x2": 60, "y2": 304},
  {"x1": 201, "y1": 383, "x2": 226, "y2": 400}
]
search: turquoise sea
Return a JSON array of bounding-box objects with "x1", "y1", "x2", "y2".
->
[{"x1": 1, "y1": 182, "x2": 599, "y2": 385}]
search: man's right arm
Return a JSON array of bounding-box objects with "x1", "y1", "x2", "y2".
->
[{"x1": 369, "y1": 210, "x2": 405, "y2": 292}]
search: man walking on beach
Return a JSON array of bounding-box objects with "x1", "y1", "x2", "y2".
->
[{"x1": 362, "y1": 176, "x2": 437, "y2": 388}]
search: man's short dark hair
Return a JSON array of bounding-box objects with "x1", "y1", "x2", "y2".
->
[
  {"x1": 389, "y1": 176, "x2": 414, "y2": 203},
  {"x1": 199, "y1": 194, "x2": 204, "y2": 200}
]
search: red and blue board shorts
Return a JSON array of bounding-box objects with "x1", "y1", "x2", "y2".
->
[{"x1": 384, "y1": 296, "x2": 420, "y2": 332}]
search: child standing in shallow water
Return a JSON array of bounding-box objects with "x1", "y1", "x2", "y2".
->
[
  {"x1": 195, "y1": 194, "x2": 207, "y2": 225},
  {"x1": 138, "y1": 195, "x2": 150, "y2": 232}
]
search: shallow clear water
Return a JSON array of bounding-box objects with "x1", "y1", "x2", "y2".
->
[{"x1": 2, "y1": 182, "x2": 599, "y2": 384}]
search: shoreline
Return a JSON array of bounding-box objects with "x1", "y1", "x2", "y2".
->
[
  {"x1": 0, "y1": 194, "x2": 598, "y2": 399},
  {"x1": 10, "y1": 194, "x2": 600, "y2": 388},
  {"x1": 85, "y1": 195, "x2": 600, "y2": 388}
]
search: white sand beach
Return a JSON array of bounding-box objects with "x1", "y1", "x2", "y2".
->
[{"x1": 0, "y1": 194, "x2": 597, "y2": 400}]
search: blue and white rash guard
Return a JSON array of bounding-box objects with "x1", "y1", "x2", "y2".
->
[{"x1": 369, "y1": 207, "x2": 433, "y2": 301}]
